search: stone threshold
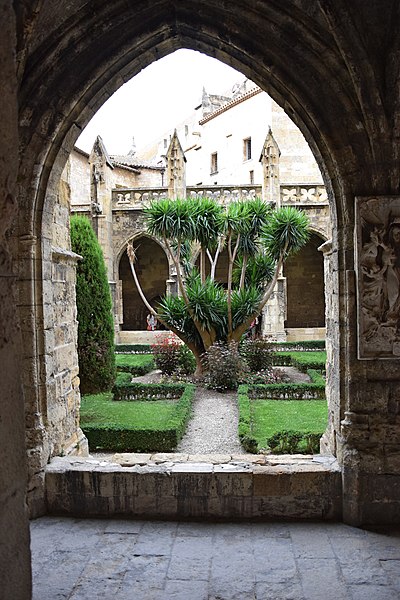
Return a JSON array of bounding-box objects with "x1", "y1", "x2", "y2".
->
[{"x1": 45, "y1": 453, "x2": 342, "y2": 521}]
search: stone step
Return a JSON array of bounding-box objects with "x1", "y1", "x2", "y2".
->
[{"x1": 45, "y1": 454, "x2": 342, "y2": 520}]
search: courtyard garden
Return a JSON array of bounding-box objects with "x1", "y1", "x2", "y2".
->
[
  {"x1": 80, "y1": 339, "x2": 327, "y2": 455},
  {"x1": 74, "y1": 202, "x2": 327, "y2": 456}
]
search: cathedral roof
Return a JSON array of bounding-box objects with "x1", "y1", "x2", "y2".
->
[{"x1": 110, "y1": 154, "x2": 165, "y2": 171}]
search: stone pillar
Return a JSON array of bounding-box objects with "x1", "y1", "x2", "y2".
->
[
  {"x1": 166, "y1": 130, "x2": 186, "y2": 199},
  {"x1": 261, "y1": 276, "x2": 287, "y2": 341},
  {"x1": 338, "y1": 196, "x2": 400, "y2": 525},
  {"x1": 318, "y1": 239, "x2": 338, "y2": 456},
  {"x1": 260, "y1": 127, "x2": 281, "y2": 206},
  {"x1": 0, "y1": 2, "x2": 32, "y2": 597}
]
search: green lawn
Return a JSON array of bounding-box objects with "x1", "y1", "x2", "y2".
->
[
  {"x1": 251, "y1": 398, "x2": 328, "y2": 450},
  {"x1": 81, "y1": 392, "x2": 177, "y2": 429}
]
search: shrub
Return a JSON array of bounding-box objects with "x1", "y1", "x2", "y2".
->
[
  {"x1": 243, "y1": 367, "x2": 286, "y2": 385},
  {"x1": 151, "y1": 335, "x2": 181, "y2": 375},
  {"x1": 247, "y1": 382, "x2": 325, "y2": 400},
  {"x1": 150, "y1": 335, "x2": 196, "y2": 376},
  {"x1": 178, "y1": 344, "x2": 196, "y2": 375},
  {"x1": 203, "y1": 341, "x2": 248, "y2": 391},
  {"x1": 307, "y1": 369, "x2": 326, "y2": 385},
  {"x1": 267, "y1": 430, "x2": 302, "y2": 453},
  {"x1": 70, "y1": 215, "x2": 116, "y2": 394},
  {"x1": 270, "y1": 340, "x2": 325, "y2": 351},
  {"x1": 271, "y1": 351, "x2": 326, "y2": 372},
  {"x1": 240, "y1": 338, "x2": 273, "y2": 372}
]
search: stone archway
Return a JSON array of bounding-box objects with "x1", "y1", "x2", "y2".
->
[
  {"x1": 119, "y1": 237, "x2": 169, "y2": 331},
  {"x1": 7, "y1": 2, "x2": 400, "y2": 545}
]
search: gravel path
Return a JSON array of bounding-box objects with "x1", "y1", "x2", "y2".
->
[{"x1": 177, "y1": 386, "x2": 244, "y2": 454}]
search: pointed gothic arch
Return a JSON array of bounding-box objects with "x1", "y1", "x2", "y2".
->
[
  {"x1": 5, "y1": 2, "x2": 400, "y2": 536},
  {"x1": 118, "y1": 235, "x2": 169, "y2": 331}
]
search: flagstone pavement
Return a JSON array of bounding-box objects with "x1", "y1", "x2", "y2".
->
[{"x1": 31, "y1": 516, "x2": 400, "y2": 600}]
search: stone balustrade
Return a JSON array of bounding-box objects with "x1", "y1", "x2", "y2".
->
[
  {"x1": 112, "y1": 183, "x2": 328, "y2": 208},
  {"x1": 280, "y1": 184, "x2": 328, "y2": 205}
]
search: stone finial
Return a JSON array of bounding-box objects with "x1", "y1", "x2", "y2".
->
[
  {"x1": 166, "y1": 130, "x2": 186, "y2": 199},
  {"x1": 128, "y1": 137, "x2": 136, "y2": 156},
  {"x1": 260, "y1": 127, "x2": 281, "y2": 206}
]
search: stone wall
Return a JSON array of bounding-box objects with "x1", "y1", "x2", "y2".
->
[
  {"x1": 0, "y1": 2, "x2": 31, "y2": 598},
  {"x1": 46, "y1": 454, "x2": 342, "y2": 521},
  {"x1": 284, "y1": 233, "x2": 325, "y2": 328}
]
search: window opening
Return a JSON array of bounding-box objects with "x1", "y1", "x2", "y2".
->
[
  {"x1": 243, "y1": 137, "x2": 252, "y2": 161},
  {"x1": 211, "y1": 152, "x2": 218, "y2": 174}
]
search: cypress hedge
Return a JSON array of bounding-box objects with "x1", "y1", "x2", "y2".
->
[{"x1": 70, "y1": 215, "x2": 116, "y2": 393}]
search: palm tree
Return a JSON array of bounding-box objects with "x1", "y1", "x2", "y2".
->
[{"x1": 127, "y1": 197, "x2": 309, "y2": 376}]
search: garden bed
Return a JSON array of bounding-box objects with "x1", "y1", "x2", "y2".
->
[
  {"x1": 80, "y1": 383, "x2": 194, "y2": 452},
  {"x1": 238, "y1": 383, "x2": 327, "y2": 454},
  {"x1": 115, "y1": 353, "x2": 154, "y2": 376}
]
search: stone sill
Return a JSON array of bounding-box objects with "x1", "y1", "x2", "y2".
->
[
  {"x1": 45, "y1": 454, "x2": 342, "y2": 521},
  {"x1": 46, "y1": 452, "x2": 339, "y2": 471}
]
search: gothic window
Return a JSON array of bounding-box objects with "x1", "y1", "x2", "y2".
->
[
  {"x1": 249, "y1": 170, "x2": 254, "y2": 184},
  {"x1": 210, "y1": 152, "x2": 218, "y2": 174},
  {"x1": 243, "y1": 137, "x2": 252, "y2": 161}
]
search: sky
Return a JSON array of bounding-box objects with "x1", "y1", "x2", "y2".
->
[{"x1": 76, "y1": 49, "x2": 246, "y2": 155}]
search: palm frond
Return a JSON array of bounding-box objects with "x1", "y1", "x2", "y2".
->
[
  {"x1": 262, "y1": 206, "x2": 310, "y2": 260},
  {"x1": 231, "y1": 286, "x2": 262, "y2": 329}
]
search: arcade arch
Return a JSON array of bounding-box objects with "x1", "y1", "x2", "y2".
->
[
  {"x1": 12, "y1": 2, "x2": 400, "y2": 530},
  {"x1": 118, "y1": 236, "x2": 169, "y2": 331}
]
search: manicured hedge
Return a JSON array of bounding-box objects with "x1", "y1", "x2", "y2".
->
[
  {"x1": 115, "y1": 353, "x2": 154, "y2": 376},
  {"x1": 247, "y1": 380, "x2": 325, "y2": 400},
  {"x1": 115, "y1": 344, "x2": 152, "y2": 354},
  {"x1": 271, "y1": 351, "x2": 326, "y2": 372},
  {"x1": 307, "y1": 369, "x2": 326, "y2": 385},
  {"x1": 270, "y1": 340, "x2": 325, "y2": 351},
  {"x1": 112, "y1": 381, "x2": 186, "y2": 401},
  {"x1": 115, "y1": 371, "x2": 132, "y2": 386},
  {"x1": 81, "y1": 384, "x2": 195, "y2": 452},
  {"x1": 267, "y1": 430, "x2": 321, "y2": 454}
]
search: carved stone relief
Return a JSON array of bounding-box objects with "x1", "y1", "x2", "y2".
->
[{"x1": 356, "y1": 196, "x2": 400, "y2": 358}]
